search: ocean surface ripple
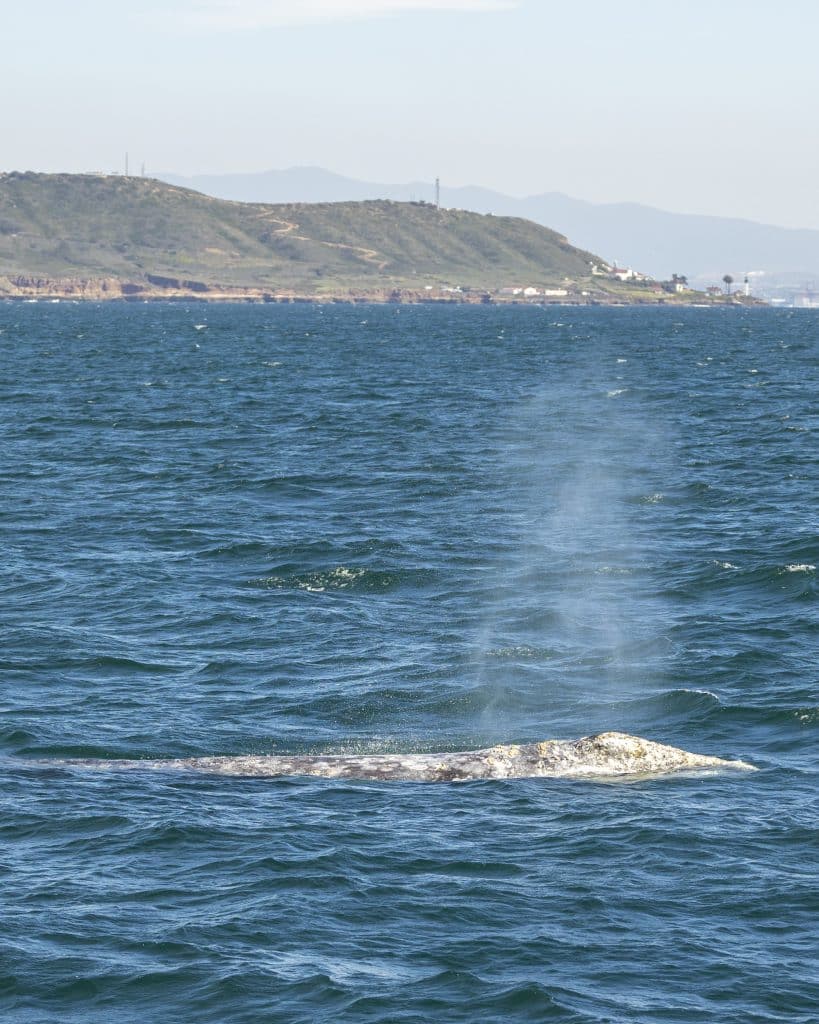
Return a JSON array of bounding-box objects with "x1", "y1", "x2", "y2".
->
[{"x1": 1, "y1": 303, "x2": 817, "y2": 1023}]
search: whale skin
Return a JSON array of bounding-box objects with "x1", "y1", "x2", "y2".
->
[{"x1": 50, "y1": 732, "x2": 755, "y2": 782}]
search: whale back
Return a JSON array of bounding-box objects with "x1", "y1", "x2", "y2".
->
[
  {"x1": 535, "y1": 732, "x2": 754, "y2": 777},
  {"x1": 42, "y1": 732, "x2": 755, "y2": 782}
]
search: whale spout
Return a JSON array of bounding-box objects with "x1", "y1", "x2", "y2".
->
[{"x1": 42, "y1": 732, "x2": 756, "y2": 783}]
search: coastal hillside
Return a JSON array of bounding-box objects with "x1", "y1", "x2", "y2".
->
[
  {"x1": 163, "y1": 166, "x2": 819, "y2": 288},
  {"x1": 0, "y1": 172, "x2": 604, "y2": 298}
]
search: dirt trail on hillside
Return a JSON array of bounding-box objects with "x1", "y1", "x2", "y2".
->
[{"x1": 255, "y1": 210, "x2": 389, "y2": 270}]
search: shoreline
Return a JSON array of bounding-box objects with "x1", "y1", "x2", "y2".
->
[{"x1": 0, "y1": 278, "x2": 764, "y2": 307}]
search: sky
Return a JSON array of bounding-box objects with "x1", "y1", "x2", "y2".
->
[{"x1": 4, "y1": 0, "x2": 819, "y2": 228}]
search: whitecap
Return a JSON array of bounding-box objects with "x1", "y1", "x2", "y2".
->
[
  {"x1": 486, "y1": 645, "x2": 541, "y2": 658},
  {"x1": 255, "y1": 566, "x2": 369, "y2": 592},
  {"x1": 679, "y1": 688, "x2": 720, "y2": 701},
  {"x1": 261, "y1": 950, "x2": 421, "y2": 984},
  {"x1": 784, "y1": 564, "x2": 816, "y2": 573},
  {"x1": 607, "y1": 388, "x2": 628, "y2": 398},
  {"x1": 323, "y1": 567, "x2": 367, "y2": 586}
]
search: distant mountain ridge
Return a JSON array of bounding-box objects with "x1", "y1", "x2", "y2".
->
[{"x1": 160, "y1": 167, "x2": 819, "y2": 284}]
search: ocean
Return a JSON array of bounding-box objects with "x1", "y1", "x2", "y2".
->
[{"x1": 1, "y1": 302, "x2": 816, "y2": 1023}]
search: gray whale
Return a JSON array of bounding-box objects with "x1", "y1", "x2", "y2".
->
[{"x1": 51, "y1": 732, "x2": 755, "y2": 782}]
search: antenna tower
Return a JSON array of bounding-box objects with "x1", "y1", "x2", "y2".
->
[{"x1": 435, "y1": 177, "x2": 440, "y2": 210}]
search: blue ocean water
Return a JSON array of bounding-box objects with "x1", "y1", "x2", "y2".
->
[{"x1": 1, "y1": 302, "x2": 817, "y2": 1023}]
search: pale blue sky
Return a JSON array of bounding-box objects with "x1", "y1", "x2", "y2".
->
[{"x1": 5, "y1": 0, "x2": 819, "y2": 227}]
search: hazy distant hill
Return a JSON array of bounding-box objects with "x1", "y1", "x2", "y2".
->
[
  {"x1": 161, "y1": 167, "x2": 819, "y2": 284},
  {"x1": 0, "y1": 172, "x2": 604, "y2": 295}
]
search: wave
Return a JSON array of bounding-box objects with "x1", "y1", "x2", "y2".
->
[{"x1": 247, "y1": 565, "x2": 437, "y2": 594}]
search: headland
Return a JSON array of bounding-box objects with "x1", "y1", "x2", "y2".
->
[{"x1": 0, "y1": 172, "x2": 764, "y2": 306}]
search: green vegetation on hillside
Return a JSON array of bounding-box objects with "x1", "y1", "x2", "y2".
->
[{"x1": 0, "y1": 172, "x2": 601, "y2": 294}]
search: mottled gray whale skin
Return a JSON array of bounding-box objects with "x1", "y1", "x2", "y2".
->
[{"x1": 53, "y1": 732, "x2": 755, "y2": 782}]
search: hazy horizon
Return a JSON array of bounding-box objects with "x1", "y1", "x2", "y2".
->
[
  {"x1": 6, "y1": 0, "x2": 819, "y2": 230},
  {"x1": 152, "y1": 163, "x2": 819, "y2": 233}
]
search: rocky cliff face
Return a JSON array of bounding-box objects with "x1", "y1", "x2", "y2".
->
[
  {"x1": 0, "y1": 277, "x2": 496, "y2": 303},
  {"x1": 0, "y1": 276, "x2": 235, "y2": 300},
  {"x1": 0, "y1": 276, "x2": 143, "y2": 298}
]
